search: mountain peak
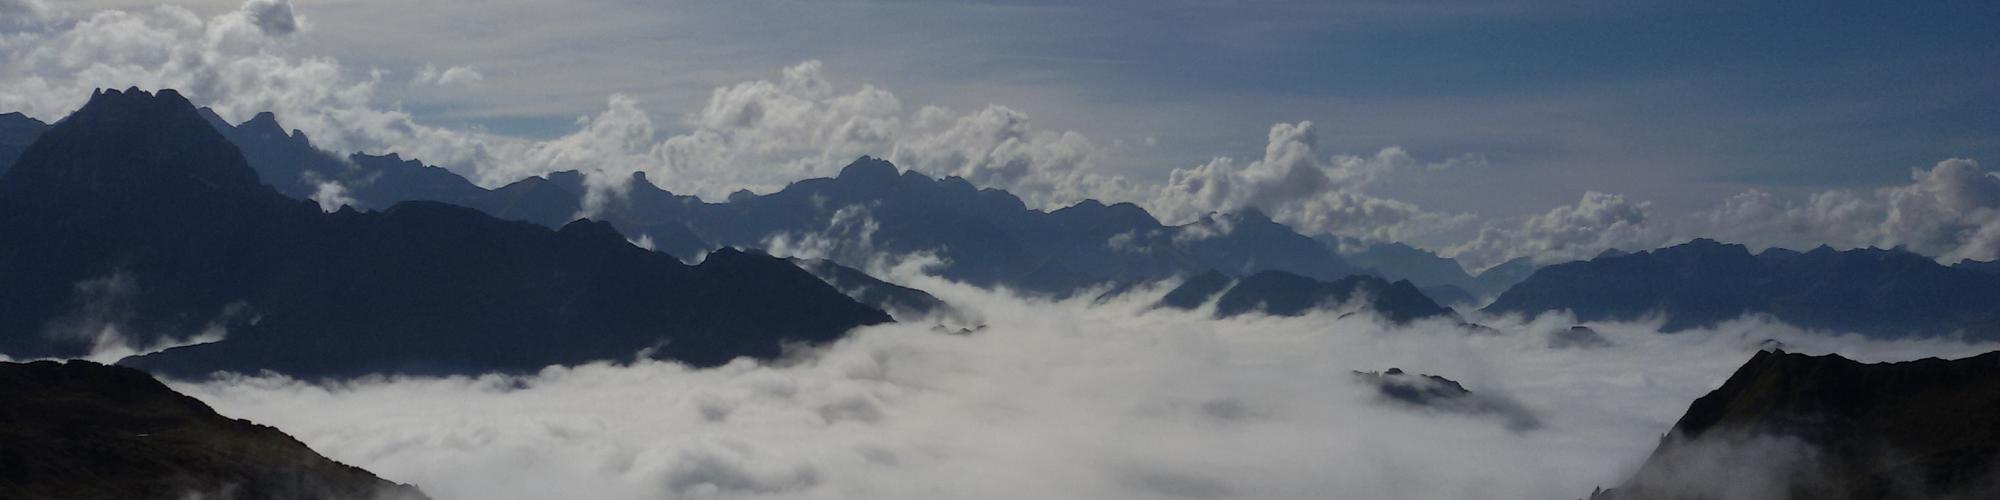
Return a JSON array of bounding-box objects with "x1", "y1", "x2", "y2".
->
[
  {"x1": 238, "y1": 111, "x2": 286, "y2": 137},
  {"x1": 1234, "y1": 207, "x2": 1273, "y2": 222},
  {"x1": 0, "y1": 111, "x2": 44, "y2": 127},
  {"x1": 2, "y1": 87, "x2": 266, "y2": 198},
  {"x1": 836, "y1": 156, "x2": 900, "y2": 184}
]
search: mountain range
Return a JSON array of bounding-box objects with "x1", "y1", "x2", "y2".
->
[
  {"x1": 1326, "y1": 238, "x2": 1537, "y2": 304},
  {"x1": 0, "y1": 98, "x2": 1550, "y2": 330},
  {"x1": 0, "y1": 359, "x2": 428, "y2": 499},
  {"x1": 0, "y1": 88, "x2": 888, "y2": 378},
  {"x1": 4, "y1": 91, "x2": 1996, "y2": 369},
  {"x1": 149, "y1": 108, "x2": 1531, "y2": 297},
  {"x1": 1153, "y1": 270, "x2": 1456, "y2": 323},
  {"x1": 1486, "y1": 238, "x2": 2000, "y2": 339}
]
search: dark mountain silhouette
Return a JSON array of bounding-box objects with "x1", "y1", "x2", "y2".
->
[
  {"x1": 1417, "y1": 284, "x2": 1478, "y2": 307},
  {"x1": 1547, "y1": 325, "x2": 1612, "y2": 349},
  {"x1": 1155, "y1": 269, "x2": 1456, "y2": 323},
  {"x1": 1331, "y1": 239, "x2": 1530, "y2": 300},
  {"x1": 1351, "y1": 368, "x2": 1539, "y2": 430},
  {"x1": 1470, "y1": 256, "x2": 1537, "y2": 296},
  {"x1": 1957, "y1": 258, "x2": 2000, "y2": 275},
  {"x1": 790, "y1": 258, "x2": 959, "y2": 322},
  {"x1": 0, "y1": 111, "x2": 46, "y2": 174},
  {"x1": 190, "y1": 110, "x2": 1378, "y2": 294},
  {"x1": 0, "y1": 88, "x2": 888, "y2": 378},
  {"x1": 1486, "y1": 239, "x2": 2000, "y2": 338},
  {"x1": 1592, "y1": 349, "x2": 2000, "y2": 499},
  {"x1": 0, "y1": 359, "x2": 428, "y2": 499},
  {"x1": 196, "y1": 109, "x2": 633, "y2": 241}
]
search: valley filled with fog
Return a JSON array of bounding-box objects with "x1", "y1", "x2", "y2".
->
[
  {"x1": 170, "y1": 268, "x2": 1999, "y2": 500},
  {"x1": 4, "y1": 2, "x2": 1999, "y2": 499}
]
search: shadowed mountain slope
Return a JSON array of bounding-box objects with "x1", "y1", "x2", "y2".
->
[
  {"x1": 0, "y1": 359, "x2": 429, "y2": 500},
  {"x1": 0, "y1": 112, "x2": 46, "y2": 174},
  {"x1": 1155, "y1": 269, "x2": 1456, "y2": 323},
  {"x1": 0, "y1": 88, "x2": 888, "y2": 378},
  {"x1": 1594, "y1": 349, "x2": 2000, "y2": 499}
]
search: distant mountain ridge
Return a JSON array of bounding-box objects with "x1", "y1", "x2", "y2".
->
[
  {"x1": 8, "y1": 101, "x2": 1991, "y2": 340},
  {"x1": 175, "y1": 109, "x2": 1398, "y2": 294},
  {"x1": 1154, "y1": 269, "x2": 1457, "y2": 323},
  {"x1": 1332, "y1": 238, "x2": 1536, "y2": 303},
  {"x1": 0, "y1": 101, "x2": 1534, "y2": 312},
  {"x1": 0, "y1": 359, "x2": 429, "y2": 499},
  {"x1": 1487, "y1": 238, "x2": 2000, "y2": 339},
  {"x1": 0, "y1": 88, "x2": 888, "y2": 378}
]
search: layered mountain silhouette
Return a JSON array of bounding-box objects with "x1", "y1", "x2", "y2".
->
[
  {"x1": 1154, "y1": 269, "x2": 1456, "y2": 323},
  {"x1": 1328, "y1": 239, "x2": 1536, "y2": 303},
  {"x1": 175, "y1": 109, "x2": 1400, "y2": 295},
  {"x1": 1592, "y1": 349, "x2": 2000, "y2": 499},
  {"x1": 0, "y1": 88, "x2": 888, "y2": 378},
  {"x1": 0, "y1": 359, "x2": 428, "y2": 499},
  {"x1": 790, "y1": 257, "x2": 960, "y2": 323},
  {"x1": 192, "y1": 106, "x2": 1485, "y2": 319},
  {"x1": 1487, "y1": 239, "x2": 2000, "y2": 339}
]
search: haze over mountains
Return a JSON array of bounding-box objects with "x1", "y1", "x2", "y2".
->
[
  {"x1": 1, "y1": 87, "x2": 1998, "y2": 499},
  {"x1": 1488, "y1": 239, "x2": 2000, "y2": 339},
  {"x1": 27, "y1": 106, "x2": 1528, "y2": 299},
  {"x1": 3, "y1": 0, "x2": 1998, "y2": 496},
  {"x1": 4, "y1": 88, "x2": 1994, "y2": 352},
  {"x1": 185, "y1": 95, "x2": 2000, "y2": 341}
]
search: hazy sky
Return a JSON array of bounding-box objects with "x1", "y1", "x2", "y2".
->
[{"x1": 6, "y1": 0, "x2": 1998, "y2": 264}]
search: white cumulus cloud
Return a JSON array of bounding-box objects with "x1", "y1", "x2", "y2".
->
[
  {"x1": 1446, "y1": 159, "x2": 2000, "y2": 269},
  {"x1": 412, "y1": 64, "x2": 483, "y2": 87},
  {"x1": 1148, "y1": 121, "x2": 1473, "y2": 243}
]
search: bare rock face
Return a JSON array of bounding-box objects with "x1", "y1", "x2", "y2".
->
[{"x1": 0, "y1": 360, "x2": 429, "y2": 500}]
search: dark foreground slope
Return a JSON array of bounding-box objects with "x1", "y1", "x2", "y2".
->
[
  {"x1": 0, "y1": 88, "x2": 887, "y2": 378},
  {"x1": 1596, "y1": 350, "x2": 2000, "y2": 500},
  {"x1": 0, "y1": 360, "x2": 427, "y2": 500},
  {"x1": 1487, "y1": 239, "x2": 2000, "y2": 338}
]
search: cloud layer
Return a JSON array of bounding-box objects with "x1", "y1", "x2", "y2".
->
[
  {"x1": 173, "y1": 275, "x2": 2000, "y2": 500},
  {"x1": 1448, "y1": 159, "x2": 2000, "y2": 268}
]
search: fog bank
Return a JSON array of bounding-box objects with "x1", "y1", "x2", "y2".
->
[{"x1": 173, "y1": 280, "x2": 2000, "y2": 500}]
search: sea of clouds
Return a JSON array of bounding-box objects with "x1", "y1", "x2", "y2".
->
[{"x1": 166, "y1": 272, "x2": 2000, "y2": 500}]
